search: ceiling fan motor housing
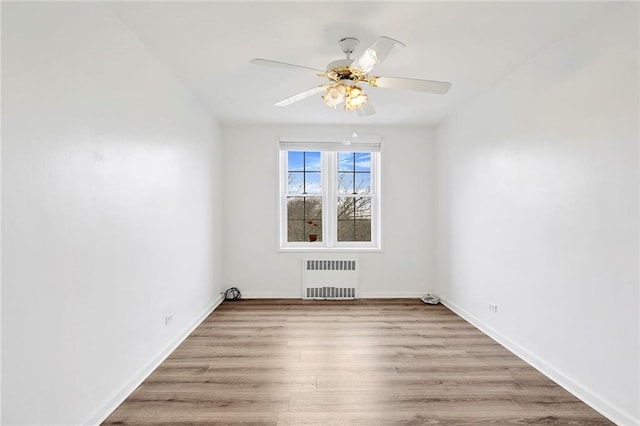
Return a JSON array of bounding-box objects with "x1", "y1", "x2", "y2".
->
[
  {"x1": 327, "y1": 37, "x2": 367, "y2": 82},
  {"x1": 326, "y1": 61, "x2": 367, "y2": 84}
]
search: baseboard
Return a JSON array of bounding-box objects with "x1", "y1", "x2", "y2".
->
[
  {"x1": 241, "y1": 292, "x2": 300, "y2": 299},
  {"x1": 85, "y1": 294, "x2": 225, "y2": 425},
  {"x1": 440, "y1": 297, "x2": 638, "y2": 426},
  {"x1": 241, "y1": 292, "x2": 425, "y2": 299},
  {"x1": 360, "y1": 291, "x2": 425, "y2": 298}
]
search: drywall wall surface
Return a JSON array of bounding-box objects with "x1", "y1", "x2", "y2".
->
[
  {"x1": 2, "y1": 3, "x2": 224, "y2": 424},
  {"x1": 435, "y1": 4, "x2": 638, "y2": 424},
  {"x1": 222, "y1": 124, "x2": 436, "y2": 298}
]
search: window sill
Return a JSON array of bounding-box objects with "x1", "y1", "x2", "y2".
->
[{"x1": 278, "y1": 246, "x2": 383, "y2": 253}]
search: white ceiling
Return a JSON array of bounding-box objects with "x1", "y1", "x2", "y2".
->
[{"x1": 108, "y1": 1, "x2": 610, "y2": 126}]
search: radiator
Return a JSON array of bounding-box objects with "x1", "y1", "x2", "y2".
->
[{"x1": 303, "y1": 259, "x2": 359, "y2": 300}]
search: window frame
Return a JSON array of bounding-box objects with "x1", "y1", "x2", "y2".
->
[{"x1": 278, "y1": 137, "x2": 382, "y2": 251}]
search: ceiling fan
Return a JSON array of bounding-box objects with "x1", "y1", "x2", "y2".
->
[{"x1": 249, "y1": 36, "x2": 451, "y2": 116}]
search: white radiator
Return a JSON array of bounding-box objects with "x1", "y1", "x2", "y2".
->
[{"x1": 303, "y1": 259, "x2": 359, "y2": 300}]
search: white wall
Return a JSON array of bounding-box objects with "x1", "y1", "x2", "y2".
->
[
  {"x1": 1, "y1": 3, "x2": 224, "y2": 424},
  {"x1": 435, "y1": 4, "x2": 639, "y2": 424},
  {"x1": 222, "y1": 124, "x2": 436, "y2": 298}
]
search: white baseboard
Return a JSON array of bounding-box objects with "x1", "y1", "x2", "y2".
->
[
  {"x1": 85, "y1": 294, "x2": 224, "y2": 425},
  {"x1": 440, "y1": 297, "x2": 638, "y2": 426},
  {"x1": 240, "y1": 292, "x2": 300, "y2": 299},
  {"x1": 241, "y1": 292, "x2": 425, "y2": 299},
  {"x1": 360, "y1": 291, "x2": 424, "y2": 298}
]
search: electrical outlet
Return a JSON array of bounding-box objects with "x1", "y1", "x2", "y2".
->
[{"x1": 488, "y1": 304, "x2": 498, "y2": 313}]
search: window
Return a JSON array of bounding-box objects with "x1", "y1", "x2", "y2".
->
[{"x1": 279, "y1": 138, "x2": 381, "y2": 249}]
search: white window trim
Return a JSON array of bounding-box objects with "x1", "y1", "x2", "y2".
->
[{"x1": 278, "y1": 137, "x2": 382, "y2": 251}]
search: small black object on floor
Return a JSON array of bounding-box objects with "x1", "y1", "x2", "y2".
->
[{"x1": 224, "y1": 287, "x2": 241, "y2": 301}]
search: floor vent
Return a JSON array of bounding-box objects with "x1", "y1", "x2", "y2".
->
[{"x1": 303, "y1": 259, "x2": 359, "y2": 300}]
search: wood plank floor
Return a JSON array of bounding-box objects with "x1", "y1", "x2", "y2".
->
[{"x1": 103, "y1": 299, "x2": 612, "y2": 425}]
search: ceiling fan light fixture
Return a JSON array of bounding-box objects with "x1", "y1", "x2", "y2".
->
[
  {"x1": 322, "y1": 84, "x2": 346, "y2": 108},
  {"x1": 344, "y1": 85, "x2": 368, "y2": 110}
]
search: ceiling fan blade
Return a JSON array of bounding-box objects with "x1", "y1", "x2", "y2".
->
[
  {"x1": 356, "y1": 102, "x2": 375, "y2": 117},
  {"x1": 249, "y1": 58, "x2": 324, "y2": 73},
  {"x1": 350, "y1": 36, "x2": 405, "y2": 74},
  {"x1": 371, "y1": 76, "x2": 452, "y2": 94},
  {"x1": 274, "y1": 85, "x2": 328, "y2": 107}
]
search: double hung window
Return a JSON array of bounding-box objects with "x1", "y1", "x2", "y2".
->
[{"x1": 279, "y1": 138, "x2": 381, "y2": 249}]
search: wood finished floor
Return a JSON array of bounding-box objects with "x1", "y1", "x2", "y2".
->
[{"x1": 103, "y1": 299, "x2": 612, "y2": 425}]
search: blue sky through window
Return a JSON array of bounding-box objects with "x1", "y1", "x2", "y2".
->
[
  {"x1": 339, "y1": 152, "x2": 371, "y2": 172},
  {"x1": 288, "y1": 151, "x2": 321, "y2": 194},
  {"x1": 338, "y1": 152, "x2": 371, "y2": 194},
  {"x1": 288, "y1": 151, "x2": 320, "y2": 171},
  {"x1": 288, "y1": 151, "x2": 372, "y2": 194}
]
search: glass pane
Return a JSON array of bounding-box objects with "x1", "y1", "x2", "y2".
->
[
  {"x1": 338, "y1": 152, "x2": 370, "y2": 172},
  {"x1": 355, "y1": 152, "x2": 371, "y2": 171},
  {"x1": 287, "y1": 196, "x2": 305, "y2": 220},
  {"x1": 287, "y1": 151, "x2": 322, "y2": 194},
  {"x1": 337, "y1": 173, "x2": 354, "y2": 194},
  {"x1": 337, "y1": 197, "x2": 371, "y2": 219},
  {"x1": 305, "y1": 219, "x2": 322, "y2": 242},
  {"x1": 305, "y1": 151, "x2": 321, "y2": 172},
  {"x1": 337, "y1": 172, "x2": 370, "y2": 194},
  {"x1": 288, "y1": 219, "x2": 305, "y2": 242},
  {"x1": 288, "y1": 151, "x2": 304, "y2": 171},
  {"x1": 338, "y1": 152, "x2": 354, "y2": 172},
  {"x1": 287, "y1": 196, "x2": 322, "y2": 242},
  {"x1": 338, "y1": 219, "x2": 372, "y2": 242},
  {"x1": 288, "y1": 172, "x2": 304, "y2": 194},
  {"x1": 288, "y1": 171, "x2": 322, "y2": 194},
  {"x1": 355, "y1": 174, "x2": 371, "y2": 194},
  {"x1": 337, "y1": 197, "x2": 371, "y2": 242},
  {"x1": 337, "y1": 152, "x2": 370, "y2": 195},
  {"x1": 337, "y1": 197, "x2": 354, "y2": 219},
  {"x1": 305, "y1": 171, "x2": 321, "y2": 194}
]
